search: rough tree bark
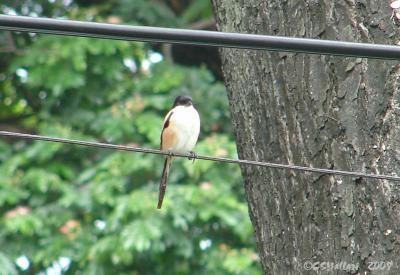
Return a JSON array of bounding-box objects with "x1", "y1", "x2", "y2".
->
[{"x1": 212, "y1": 0, "x2": 400, "y2": 274}]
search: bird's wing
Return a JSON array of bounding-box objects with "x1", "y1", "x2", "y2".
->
[{"x1": 160, "y1": 110, "x2": 178, "y2": 150}]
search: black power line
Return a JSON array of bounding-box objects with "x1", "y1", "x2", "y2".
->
[
  {"x1": 0, "y1": 15, "x2": 399, "y2": 59},
  {"x1": 1, "y1": 130, "x2": 399, "y2": 181}
]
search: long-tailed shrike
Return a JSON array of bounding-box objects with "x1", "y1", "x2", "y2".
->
[{"x1": 158, "y1": 95, "x2": 200, "y2": 209}]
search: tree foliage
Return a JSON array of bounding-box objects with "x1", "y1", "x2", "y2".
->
[{"x1": 0, "y1": 0, "x2": 261, "y2": 274}]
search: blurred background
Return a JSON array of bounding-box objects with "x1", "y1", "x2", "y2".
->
[{"x1": 0, "y1": 0, "x2": 261, "y2": 274}]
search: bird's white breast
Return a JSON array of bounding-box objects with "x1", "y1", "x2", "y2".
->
[{"x1": 169, "y1": 105, "x2": 200, "y2": 152}]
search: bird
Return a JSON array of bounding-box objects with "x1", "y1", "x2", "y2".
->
[{"x1": 157, "y1": 95, "x2": 200, "y2": 209}]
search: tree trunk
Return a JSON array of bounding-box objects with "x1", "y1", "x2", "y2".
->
[{"x1": 212, "y1": 0, "x2": 400, "y2": 274}]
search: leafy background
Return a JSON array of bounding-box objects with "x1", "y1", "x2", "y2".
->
[{"x1": 0, "y1": 0, "x2": 261, "y2": 274}]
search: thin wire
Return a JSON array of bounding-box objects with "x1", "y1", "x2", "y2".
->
[
  {"x1": 0, "y1": 130, "x2": 399, "y2": 181},
  {"x1": 0, "y1": 15, "x2": 399, "y2": 59}
]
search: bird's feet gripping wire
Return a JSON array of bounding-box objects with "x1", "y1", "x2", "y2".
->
[{"x1": 188, "y1": 151, "x2": 197, "y2": 163}]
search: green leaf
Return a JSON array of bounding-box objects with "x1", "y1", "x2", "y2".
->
[{"x1": 0, "y1": 252, "x2": 17, "y2": 275}]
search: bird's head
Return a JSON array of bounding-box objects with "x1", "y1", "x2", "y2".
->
[{"x1": 173, "y1": 95, "x2": 193, "y2": 107}]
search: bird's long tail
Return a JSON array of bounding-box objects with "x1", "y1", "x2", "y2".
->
[{"x1": 158, "y1": 156, "x2": 173, "y2": 209}]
